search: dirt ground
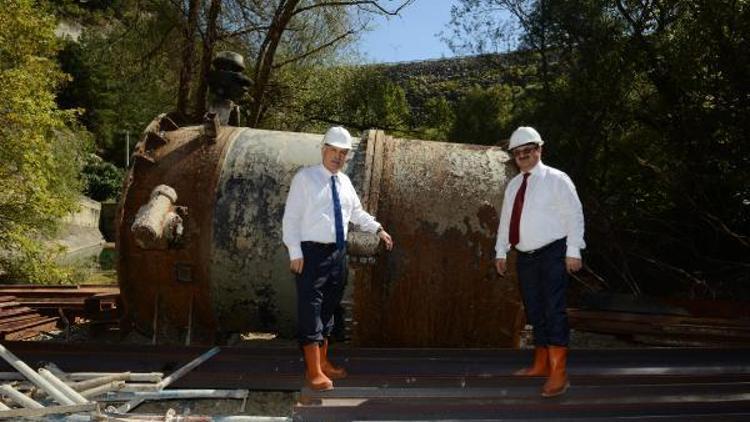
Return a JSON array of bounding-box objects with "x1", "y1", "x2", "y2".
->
[{"x1": 132, "y1": 393, "x2": 298, "y2": 418}]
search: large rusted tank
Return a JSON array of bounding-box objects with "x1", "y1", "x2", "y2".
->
[{"x1": 117, "y1": 114, "x2": 523, "y2": 346}]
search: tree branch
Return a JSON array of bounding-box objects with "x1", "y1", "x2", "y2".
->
[
  {"x1": 632, "y1": 252, "x2": 715, "y2": 299},
  {"x1": 292, "y1": 0, "x2": 416, "y2": 17},
  {"x1": 221, "y1": 24, "x2": 272, "y2": 39},
  {"x1": 272, "y1": 30, "x2": 355, "y2": 69}
]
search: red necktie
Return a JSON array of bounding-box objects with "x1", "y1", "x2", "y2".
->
[{"x1": 509, "y1": 173, "x2": 530, "y2": 246}]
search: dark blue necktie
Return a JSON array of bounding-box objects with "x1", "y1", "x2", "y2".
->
[{"x1": 331, "y1": 175, "x2": 345, "y2": 250}]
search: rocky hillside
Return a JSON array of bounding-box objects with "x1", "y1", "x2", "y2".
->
[{"x1": 370, "y1": 52, "x2": 538, "y2": 121}]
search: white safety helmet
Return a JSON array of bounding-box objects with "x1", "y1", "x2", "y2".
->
[
  {"x1": 322, "y1": 126, "x2": 353, "y2": 150},
  {"x1": 508, "y1": 126, "x2": 544, "y2": 150}
]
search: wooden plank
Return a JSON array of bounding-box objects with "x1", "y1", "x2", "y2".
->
[
  {"x1": 2, "y1": 319, "x2": 59, "y2": 340},
  {"x1": 0, "y1": 284, "x2": 114, "y2": 289},
  {"x1": 0, "y1": 284, "x2": 83, "y2": 289},
  {"x1": 0, "y1": 287, "x2": 118, "y2": 296},
  {"x1": 570, "y1": 319, "x2": 750, "y2": 342},
  {"x1": 16, "y1": 298, "x2": 86, "y2": 304},
  {"x1": 569, "y1": 308, "x2": 750, "y2": 329},
  {"x1": 4, "y1": 322, "x2": 58, "y2": 340},
  {"x1": 0, "y1": 307, "x2": 36, "y2": 319},
  {"x1": 0, "y1": 313, "x2": 48, "y2": 326},
  {"x1": 0, "y1": 316, "x2": 58, "y2": 330}
]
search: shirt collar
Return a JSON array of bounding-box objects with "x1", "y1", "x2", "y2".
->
[
  {"x1": 318, "y1": 164, "x2": 338, "y2": 178},
  {"x1": 525, "y1": 161, "x2": 547, "y2": 177}
]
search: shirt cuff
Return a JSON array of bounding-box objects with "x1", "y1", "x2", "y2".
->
[
  {"x1": 288, "y1": 245, "x2": 303, "y2": 261},
  {"x1": 566, "y1": 245, "x2": 581, "y2": 259}
]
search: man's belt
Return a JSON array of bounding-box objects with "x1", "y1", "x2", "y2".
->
[
  {"x1": 515, "y1": 238, "x2": 565, "y2": 256},
  {"x1": 302, "y1": 241, "x2": 338, "y2": 250}
]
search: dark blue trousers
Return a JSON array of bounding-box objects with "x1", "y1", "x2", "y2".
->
[
  {"x1": 516, "y1": 237, "x2": 570, "y2": 346},
  {"x1": 296, "y1": 242, "x2": 347, "y2": 346}
]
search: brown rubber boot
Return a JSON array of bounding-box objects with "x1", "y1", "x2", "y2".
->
[
  {"x1": 303, "y1": 343, "x2": 333, "y2": 391},
  {"x1": 541, "y1": 346, "x2": 570, "y2": 397},
  {"x1": 513, "y1": 346, "x2": 550, "y2": 376},
  {"x1": 321, "y1": 338, "x2": 347, "y2": 379}
]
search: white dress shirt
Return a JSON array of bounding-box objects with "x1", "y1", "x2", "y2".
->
[
  {"x1": 283, "y1": 164, "x2": 381, "y2": 260},
  {"x1": 495, "y1": 161, "x2": 585, "y2": 259}
]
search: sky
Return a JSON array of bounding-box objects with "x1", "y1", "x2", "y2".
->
[{"x1": 357, "y1": 0, "x2": 461, "y2": 64}]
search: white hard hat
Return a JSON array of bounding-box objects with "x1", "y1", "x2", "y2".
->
[
  {"x1": 322, "y1": 126, "x2": 353, "y2": 150},
  {"x1": 508, "y1": 126, "x2": 544, "y2": 150}
]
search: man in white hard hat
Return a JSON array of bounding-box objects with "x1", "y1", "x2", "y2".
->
[
  {"x1": 494, "y1": 126, "x2": 585, "y2": 398},
  {"x1": 282, "y1": 126, "x2": 394, "y2": 392}
]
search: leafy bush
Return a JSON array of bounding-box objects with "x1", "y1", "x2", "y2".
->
[
  {"x1": 449, "y1": 85, "x2": 515, "y2": 145},
  {"x1": 82, "y1": 155, "x2": 124, "y2": 202}
]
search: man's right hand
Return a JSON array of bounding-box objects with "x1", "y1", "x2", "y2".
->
[
  {"x1": 290, "y1": 258, "x2": 304, "y2": 274},
  {"x1": 495, "y1": 258, "x2": 507, "y2": 277}
]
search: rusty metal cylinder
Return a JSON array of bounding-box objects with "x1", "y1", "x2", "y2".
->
[{"x1": 117, "y1": 115, "x2": 522, "y2": 346}]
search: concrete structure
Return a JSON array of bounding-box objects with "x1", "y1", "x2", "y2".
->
[{"x1": 55, "y1": 197, "x2": 106, "y2": 264}]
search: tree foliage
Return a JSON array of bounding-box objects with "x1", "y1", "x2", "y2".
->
[
  {"x1": 448, "y1": 0, "x2": 750, "y2": 299},
  {"x1": 57, "y1": 2, "x2": 182, "y2": 163},
  {"x1": 82, "y1": 155, "x2": 124, "y2": 202},
  {"x1": 153, "y1": 0, "x2": 415, "y2": 125},
  {"x1": 421, "y1": 96, "x2": 455, "y2": 140},
  {"x1": 450, "y1": 85, "x2": 515, "y2": 145},
  {"x1": 259, "y1": 63, "x2": 412, "y2": 137},
  {"x1": 57, "y1": 0, "x2": 416, "y2": 158},
  {"x1": 0, "y1": 0, "x2": 91, "y2": 283},
  {"x1": 339, "y1": 67, "x2": 411, "y2": 131}
]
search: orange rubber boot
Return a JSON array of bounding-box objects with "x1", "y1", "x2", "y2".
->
[
  {"x1": 541, "y1": 346, "x2": 570, "y2": 397},
  {"x1": 303, "y1": 344, "x2": 333, "y2": 391},
  {"x1": 321, "y1": 338, "x2": 347, "y2": 379},
  {"x1": 513, "y1": 346, "x2": 550, "y2": 376}
]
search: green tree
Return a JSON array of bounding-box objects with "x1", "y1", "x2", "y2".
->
[
  {"x1": 0, "y1": 0, "x2": 91, "y2": 283},
  {"x1": 57, "y1": 2, "x2": 181, "y2": 163},
  {"x1": 154, "y1": 0, "x2": 416, "y2": 125},
  {"x1": 448, "y1": 0, "x2": 750, "y2": 299},
  {"x1": 421, "y1": 96, "x2": 455, "y2": 140},
  {"x1": 450, "y1": 85, "x2": 515, "y2": 145},
  {"x1": 55, "y1": 1, "x2": 416, "y2": 157},
  {"x1": 82, "y1": 155, "x2": 124, "y2": 202},
  {"x1": 281, "y1": 65, "x2": 412, "y2": 134},
  {"x1": 257, "y1": 63, "x2": 350, "y2": 133},
  {"x1": 341, "y1": 68, "x2": 411, "y2": 131}
]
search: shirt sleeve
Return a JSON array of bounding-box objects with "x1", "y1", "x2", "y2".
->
[
  {"x1": 556, "y1": 174, "x2": 586, "y2": 258},
  {"x1": 495, "y1": 185, "x2": 514, "y2": 259},
  {"x1": 347, "y1": 182, "x2": 380, "y2": 233},
  {"x1": 282, "y1": 171, "x2": 306, "y2": 260}
]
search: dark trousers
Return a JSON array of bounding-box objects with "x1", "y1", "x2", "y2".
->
[
  {"x1": 516, "y1": 237, "x2": 570, "y2": 346},
  {"x1": 296, "y1": 242, "x2": 347, "y2": 346}
]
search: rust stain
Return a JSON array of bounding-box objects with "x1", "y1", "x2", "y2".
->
[
  {"x1": 352, "y1": 134, "x2": 522, "y2": 347},
  {"x1": 118, "y1": 116, "x2": 239, "y2": 343},
  {"x1": 118, "y1": 123, "x2": 521, "y2": 346}
]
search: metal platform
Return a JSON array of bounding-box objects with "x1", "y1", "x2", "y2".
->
[{"x1": 2, "y1": 342, "x2": 749, "y2": 419}]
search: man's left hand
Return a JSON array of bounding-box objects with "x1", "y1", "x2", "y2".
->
[
  {"x1": 566, "y1": 257, "x2": 582, "y2": 273},
  {"x1": 379, "y1": 230, "x2": 394, "y2": 250}
]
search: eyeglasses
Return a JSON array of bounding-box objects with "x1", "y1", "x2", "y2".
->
[{"x1": 512, "y1": 145, "x2": 539, "y2": 157}]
